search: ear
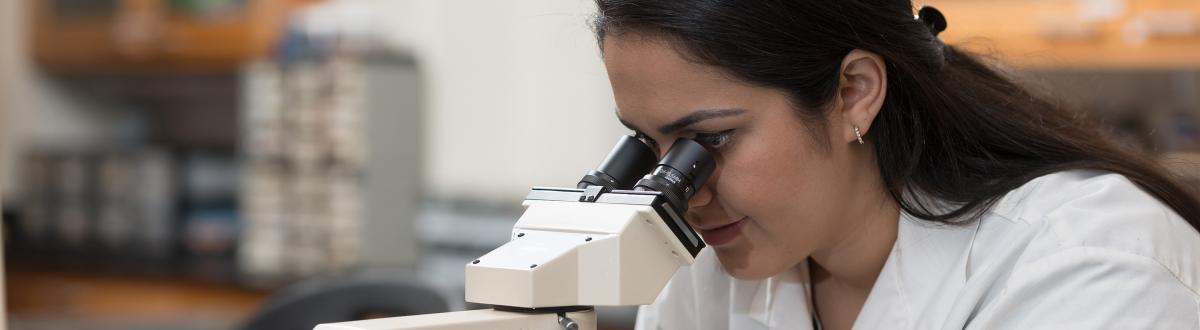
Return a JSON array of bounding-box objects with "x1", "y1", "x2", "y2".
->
[{"x1": 834, "y1": 49, "x2": 887, "y2": 145}]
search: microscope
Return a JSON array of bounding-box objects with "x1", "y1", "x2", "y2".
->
[{"x1": 316, "y1": 135, "x2": 715, "y2": 330}]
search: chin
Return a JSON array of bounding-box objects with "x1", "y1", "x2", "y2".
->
[{"x1": 715, "y1": 251, "x2": 790, "y2": 280}]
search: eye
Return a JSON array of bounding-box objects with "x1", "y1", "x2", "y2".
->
[
  {"x1": 693, "y1": 129, "x2": 735, "y2": 149},
  {"x1": 632, "y1": 131, "x2": 661, "y2": 154}
]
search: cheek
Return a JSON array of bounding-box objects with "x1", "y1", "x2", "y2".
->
[
  {"x1": 718, "y1": 128, "x2": 817, "y2": 217},
  {"x1": 709, "y1": 123, "x2": 832, "y2": 278}
]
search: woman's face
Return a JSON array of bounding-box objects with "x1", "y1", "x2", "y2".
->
[{"x1": 603, "y1": 35, "x2": 863, "y2": 280}]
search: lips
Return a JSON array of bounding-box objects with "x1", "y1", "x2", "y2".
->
[{"x1": 694, "y1": 217, "x2": 748, "y2": 246}]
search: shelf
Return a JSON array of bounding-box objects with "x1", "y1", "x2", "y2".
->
[
  {"x1": 31, "y1": 0, "x2": 316, "y2": 73},
  {"x1": 927, "y1": 0, "x2": 1200, "y2": 70}
]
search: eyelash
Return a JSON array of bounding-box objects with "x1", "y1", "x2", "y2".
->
[
  {"x1": 693, "y1": 129, "x2": 735, "y2": 150},
  {"x1": 634, "y1": 130, "x2": 736, "y2": 153},
  {"x1": 633, "y1": 131, "x2": 661, "y2": 154}
]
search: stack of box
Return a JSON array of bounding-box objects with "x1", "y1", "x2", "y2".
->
[{"x1": 239, "y1": 50, "x2": 367, "y2": 280}]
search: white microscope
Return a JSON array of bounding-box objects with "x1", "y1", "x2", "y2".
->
[{"x1": 316, "y1": 136, "x2": 715, "y2": 330}]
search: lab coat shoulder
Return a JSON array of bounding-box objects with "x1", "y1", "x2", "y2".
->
[
  {"x1": 636, "y1": 170, "x2": 1200, "y2": 330},
  {"x1": 966, "y1": 170, "x2": 1200, "y2": 328}
]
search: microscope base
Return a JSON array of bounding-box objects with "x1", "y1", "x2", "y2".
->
[{"x1": 314, "y1": 308, "x2": 596, "y2": 330}]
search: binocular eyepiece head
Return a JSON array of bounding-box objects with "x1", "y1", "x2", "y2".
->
[
  {"x1": 577, "y1": 135, "x2": 658, "y2": 191},
  {"x1": 578, "y1": 135, "x2": 716, "y2": 214}
]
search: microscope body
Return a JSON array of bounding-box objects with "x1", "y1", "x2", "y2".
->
[
  {"x1": 316, "y1": 137, "x2": 713, "y2": 330},
  {"x1": 466, "y1": 187, "x2": 703, "y2": 308}
]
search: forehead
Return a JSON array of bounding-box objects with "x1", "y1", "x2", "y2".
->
[
  {"x1": 602, "y1": 34, "x2": 712, "y2": 82},
  {"x1": 602, "y1": 35, "x2": 757, "y2": 124}
]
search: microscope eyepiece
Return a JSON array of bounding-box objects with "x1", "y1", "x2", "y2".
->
[
  {"x1": 577, "y1": 135, "x2": 658, "y2": 190},
  {"x1": 634, "y1": 138, "x2": 716, "y2": 214}
]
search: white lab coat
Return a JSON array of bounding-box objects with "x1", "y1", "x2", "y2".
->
[{"x1": 635, "y1": 170, "x2": 1200, "y2": 329}]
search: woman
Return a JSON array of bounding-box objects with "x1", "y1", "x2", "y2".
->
[{"x1": 592, "y1": 1, "x2": 1200, "y2": 329}]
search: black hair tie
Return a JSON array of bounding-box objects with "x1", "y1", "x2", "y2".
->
[{"x1": 917, "y1": 6, "x2": 948, "y2": 37}]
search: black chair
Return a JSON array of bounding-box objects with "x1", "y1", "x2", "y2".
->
[{"x1": 241, "y1": 272, "x2": 451, "y2": 330}]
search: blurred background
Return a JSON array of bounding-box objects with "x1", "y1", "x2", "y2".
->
[{"x1": 0, "y1": 0, "x2": 1197, "y2": 329}]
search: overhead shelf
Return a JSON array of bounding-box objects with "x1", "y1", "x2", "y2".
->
[
  {"x1": 926, "y1": 0, "x2": 1200, "y2": 70},
  {"x1": 31, "y1": 0, "x2": 318, "y2": 73}
]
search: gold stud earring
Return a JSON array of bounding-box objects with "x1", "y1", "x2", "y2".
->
[{"x1": 854, "y1": 126, "x2": 865, "y2": 145}]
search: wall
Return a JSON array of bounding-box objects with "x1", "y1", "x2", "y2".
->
[
  {"x1": 337, "y1": 0, "x2": 628, "y2": 203},
  {"x1": 420, "y1": 0, "x2": 626, "y2": 203}
]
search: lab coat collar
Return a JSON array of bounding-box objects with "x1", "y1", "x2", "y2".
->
[
  {"x1": 737, "y1": 258, "x2": 817, "y2": 329},
  {"x1": 735, "y1": 209, "x2": 982, "y2": 329},
  {"x1": 854, "y1": 211, "x2": 981, "y2": 329}
]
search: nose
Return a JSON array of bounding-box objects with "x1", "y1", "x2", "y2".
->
[
  {"x1": 686, "y1": 182, "x2": 710, "y2": 211},
  {"x1": 687, "y1": 170, "x2": 716, "y2": 210}
]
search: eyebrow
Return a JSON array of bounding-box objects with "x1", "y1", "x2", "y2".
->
[{"x1": 617, "y1": 108, "x2": 746, "y2": 135}]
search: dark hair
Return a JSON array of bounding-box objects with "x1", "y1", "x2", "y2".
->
[{"x1": 592, "y1": 0, "x2": 1200, "y2": 226}]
